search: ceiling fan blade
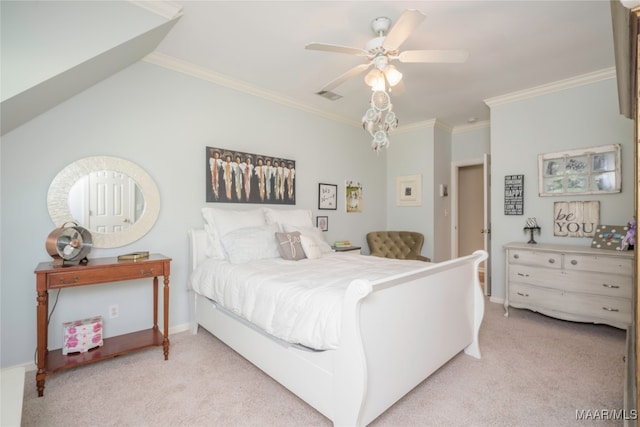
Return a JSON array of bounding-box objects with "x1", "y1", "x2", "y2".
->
[
  {"x1": 321, "y1": 62, "x2": 372, "y2": 92},
  {"x1": 382, "y1": 9, "x2": 426, "y2": 51},
  {"x1": 397, "y1": 49, "x2": 469, "y2": 63},
  {"x1": 305, "y1": 42, "x2": 368, "y2": 57}
]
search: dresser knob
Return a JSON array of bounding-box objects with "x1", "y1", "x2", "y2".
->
[
  {"x1": 517, "y1": 292, "x2": 529, "y2": 297},
  {"x1": 548, "y1": 258, "x2": 555, "y2": 264},
  {"x1": 570, "y1": 260, "x2": 577, "y2": 265},
  {"x1": 513, "y1": 254, "x2": 520, "y2": 259},
  {"x1": 602, "y1": 283, "x2": 620, "y2": 289},
  {"x1": 602, "y1": 307, "x2": 620, "y2": 312}
]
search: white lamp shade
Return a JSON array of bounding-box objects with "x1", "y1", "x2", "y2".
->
[{"x1": 384, "y1": 65, "x2": 403, "y2": 87}]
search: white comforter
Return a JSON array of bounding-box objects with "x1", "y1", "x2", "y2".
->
[{"x1": 189, "y1": 253, "x2": 428, "y2": 350}]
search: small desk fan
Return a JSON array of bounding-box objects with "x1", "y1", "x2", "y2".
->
[{"x1": 46, "y1": 222, "x2": 93, "y2": 267}]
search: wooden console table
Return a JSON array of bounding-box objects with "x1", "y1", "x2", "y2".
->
[{"x1": 34, "y1": 254, "x2": 171, "y2": 396}]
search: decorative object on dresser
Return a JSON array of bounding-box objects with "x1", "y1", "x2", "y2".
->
[
  {"x1": 45, "y1": 222, "x2": 92, "y2": 267},
  {"x1": 504, "y1": 175, "x2": 524, "y2": 215},
  {"x1": 504, "y1": 242, "x2": 632, "y2": 329},
  {"x1": 538, "y1": 144, "x2": 621, "y2": 196},
  {"x1": 318, "y1": 183, "x2": 337, "y2": 210},
  {"x1": 591, "y1": 224, "x2": 630, "y2": 251},
  {"x1": 34, "y1": 254, "x2": 172, "y2": 397},
  {"x1": 553, "y1": 201, "x2": 599, "y2": 237},
  {"x1": 523, "y1": 217, "x2": 540, "y2": 244},
  {"x1": 206, "y1": 146, "x2": 295, "y2": 205}
]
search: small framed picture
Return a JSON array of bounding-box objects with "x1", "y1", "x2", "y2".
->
[
  {"x1": 396, "y1": 174, "x2": 422, "y2": 206},
  {"x1": 316, "y1": 216, "x2": 328, "y2": 231},
  {"x1": 591, "y1": 224, "x2": 629, "y2": 251},
  {"x1": 318, "y1": 183, "x2": 337, "y2": 210}
]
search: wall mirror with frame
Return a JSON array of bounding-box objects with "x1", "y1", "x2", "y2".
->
[
  {"x1": 538, "y1": 144, "x2": 621, "y2": 196},
  {"x1": 47, "y1": 156, "x2": 160, "y2": 248}
]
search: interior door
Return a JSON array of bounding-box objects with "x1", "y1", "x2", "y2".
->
[
  {"x1": 482, "y1": 153, "x2": 492, "y2": 296},
  {"x1": 88, "y1": 171, "x2": 135, "y2": 233}
]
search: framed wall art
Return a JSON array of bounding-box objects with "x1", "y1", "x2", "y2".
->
[
  {"x1": 318, "y1": 183, "x2": 337, "y2": 210},
  {"x1": 396, "y1": 174, "x2": 422, "y2": 207},
  {"x1": 316, "y1": 216, "x2": 328, "y2": 231},
  {"x1": 206, "y1": 146, "x2": 295, "y2": 204},
  {"x1": 345, "y1": 180, "x2": 362, "y2": 213},
  {"x1": 504, "y1": 175, "x2": 524, "y2": 215},
  {"x1": 538, "y1": 144, "x2": 621, "y2": 196}
]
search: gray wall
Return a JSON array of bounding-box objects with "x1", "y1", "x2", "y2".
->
[
  {"x1": 1, "y1": 61, "x2": 387, "y2": 367},
  {"x1": 489, "y1": 78, "x2": 634, "y2": 301}
]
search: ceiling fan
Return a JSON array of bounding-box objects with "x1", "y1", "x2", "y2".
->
[{"x1": 305, "y1": 9, "x2": 469, "y2": 94}]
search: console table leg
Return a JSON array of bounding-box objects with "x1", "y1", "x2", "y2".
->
[
  {"x1": 36, "y1": 289, "x2": 48, "y2": 397},
  {"x1": 163, "y1": 275, "x2": 170, "y2": 360}
]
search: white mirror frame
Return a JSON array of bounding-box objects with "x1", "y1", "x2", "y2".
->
[{"x1": 48, "y1": 156, "x2": 160, "y2": 248}]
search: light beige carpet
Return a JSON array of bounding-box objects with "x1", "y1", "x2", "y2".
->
[{"x1": 21, "y1": 300, "x2": 626, "y2": 426}]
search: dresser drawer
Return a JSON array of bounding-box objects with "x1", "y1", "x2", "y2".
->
[
  {"x1": 564, "y1": 254, "x2": 632, "y2": 275},
  {"x1": 508, "y1": 266, "x2": 564, "y2": 288},
  {"x1": 561, "y1": 271, "x2": 632, "y2": 298},
  {"x1": 509, "y1": 283, "x2": 565, "y2": 312},
  {"x1": 47, "y1": 262, "x2": 165, "y2": 288},
  {"x1": 507, "y1": 250, "x2": 562, "y2": 269},
  {"x1": 564, "y1": 293, "x2": 631, "y2": 326}
]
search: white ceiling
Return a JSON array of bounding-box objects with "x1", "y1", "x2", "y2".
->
[{"x1": 153, "y1": 0, "x2": 616, "y2": 129}]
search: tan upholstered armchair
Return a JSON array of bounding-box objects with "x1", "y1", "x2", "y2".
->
[{"x1": 366, "y1": 231, "x2": 431, "y2": 262}]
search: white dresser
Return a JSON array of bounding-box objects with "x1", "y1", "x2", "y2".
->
[{"x1": 504, "y1": 242, "x2": 633, "y2": 329}]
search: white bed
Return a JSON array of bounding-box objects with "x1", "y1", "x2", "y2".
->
[{"x1": 188, "y1": 207, "x2": 488, "y2": 426}]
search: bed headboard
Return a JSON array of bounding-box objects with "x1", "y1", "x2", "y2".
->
[{"x1": 188, "y1": 228, "x2": 208, "y2": 272}]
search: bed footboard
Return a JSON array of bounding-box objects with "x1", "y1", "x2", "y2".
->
[{"x1": 333, "y1": 250, "x2": 488, "y2": 426}]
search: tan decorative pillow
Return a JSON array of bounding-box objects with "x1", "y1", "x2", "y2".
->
[{"x1": 275, "y1": 231, "x2": 306, "y2": 261}]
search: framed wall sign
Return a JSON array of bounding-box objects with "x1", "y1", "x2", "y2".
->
[
  {"x1": 318, "y1": 183, "x2": 337, "y2": 210},
  {"x1": 504, "y1": 175, "x2": 524, "y2": 215},
  {"x1": 553, "y1": 201, "x2": 599, "y2": 237},
  {"x1": 538, "y1": 144, "x2": 621, "y2": 196}
]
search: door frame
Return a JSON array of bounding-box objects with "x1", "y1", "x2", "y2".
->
[{"x1": 451, "y1": 156, "x2": 491, "y2": 295}]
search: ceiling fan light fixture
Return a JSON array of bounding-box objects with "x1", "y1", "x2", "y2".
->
[
  {"x1": 384, "y1": 65, "x2": 403, "y2": 87},
  {"x1": 364, "y1": 69, "x2": 386, "y2": 91}
]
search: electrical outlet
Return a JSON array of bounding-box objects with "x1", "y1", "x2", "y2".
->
[{"x1": 109, "y1": 304, "x2": 119, "y2": 319}]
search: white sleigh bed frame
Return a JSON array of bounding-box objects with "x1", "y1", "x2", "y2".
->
[{"x1": 189, "y1": 228, "x2": 488, "y2": 426}]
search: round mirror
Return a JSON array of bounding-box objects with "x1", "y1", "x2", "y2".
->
[{"x1": 48, "y1": 156, "x2": 160, "y2": 248}]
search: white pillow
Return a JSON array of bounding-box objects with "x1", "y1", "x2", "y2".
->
[
  {"x1": 263, "y1": 208, "x2": 313, "y2": 229},
  {"x1": 202, "y1": 207, "x2": 266, "y2": 259},
  {"x1": 220, "y1": 224, "x2": 281, "y2": 264},
  {"x1": 300, "y1": 235, "x2": 323, "y2": 259},
  {"x1": 282, "y1": 224, "x2": 332, "y2": 254}
]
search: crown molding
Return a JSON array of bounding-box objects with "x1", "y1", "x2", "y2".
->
[
  {"x1": 143, "y1": 52, "x2": 359, "y2": 128},
  {"x1": 130, "y1": 1, "x2": 183, "y2": 20},
  {"x1": 484, "y1": 67, "x2": 616, "y2": 108},
  {"x1": 452, "y1": 120, "x2": 490, "y2": 134}
]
